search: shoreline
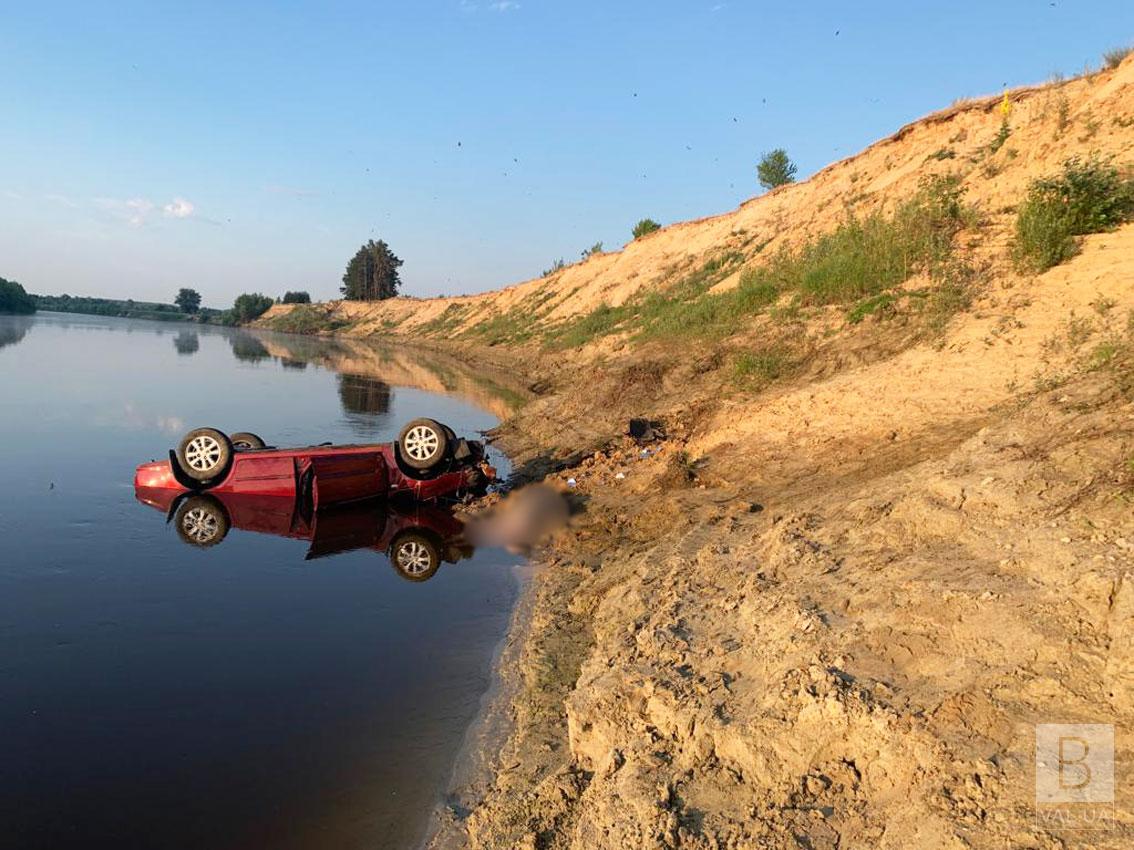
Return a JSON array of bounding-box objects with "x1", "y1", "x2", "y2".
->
[{"x1": 423, "y1": 559, "x2": 538, "y2": 850}]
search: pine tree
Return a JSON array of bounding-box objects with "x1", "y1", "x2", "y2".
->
[
  {"x1": 757, "y1": 149, "x2": 797, "y2": 191},
  {"x1": 341, "y1": 240, "x2": 403, "y2": 301}
]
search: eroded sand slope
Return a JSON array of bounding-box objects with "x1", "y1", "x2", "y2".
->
[{"x1": 261, "y1": 58, "x2": 1133, "y2": 349}]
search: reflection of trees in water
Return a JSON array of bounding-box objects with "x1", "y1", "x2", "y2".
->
[
  {"x1": 337, "y1": 374, "x2": 392, "y2": 432},
  {"x1": 229, "y1": 332, "x2": 271, "y2": 363},
  {"x1": 0, "y1": 315, "x2": 34, "y2": 351},
  {"x1": 280, "y1": 358, "x2": 307, "y2": 370},
  {"x1": 173, "y1": 330, "x2": 200, "y2": 355},
  {"x1": 265, "y1": 333, "x2": 353, "y2": 366}
]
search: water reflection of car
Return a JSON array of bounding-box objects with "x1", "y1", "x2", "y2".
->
[
  {"x1": 134, "y1": 418, "x2": 495, "y2": 507},
  {"x1": 135, "y1": 487, "x2": 473, "y2": 582}
]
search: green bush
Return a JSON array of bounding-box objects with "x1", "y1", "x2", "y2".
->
[
  {"x1": 1013, "y1": 156, "x2": 1134, "y2": 273},
  {"x1": 581, "y1": 242, "x2": 604, "y2": 259},
  {"x1": 282, "y1": 291, "x2": 311, "y2": 304},
  {"x1": 263, "y1": 305, "x2": 349, "y2": 334},
  {"x1": 0, "y1": 277, "x2": 36, "y2": 314},
  {"x1": 1014, "y1": 197, "x2": 1077, "y2": 271},
  {"x1": 231, "y1": 293, "x2": 274, "y2": 323},
  {"x1": 632, "y1": 218, "x2": 661, "y2": 239}
]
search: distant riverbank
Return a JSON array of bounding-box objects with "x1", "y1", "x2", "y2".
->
[{"x1": 31, "y1": 293, "x2": 223, "y2": 323}]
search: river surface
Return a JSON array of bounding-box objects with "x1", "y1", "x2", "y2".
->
[{"x1": 0, "y1": 312, "x2": 523, "y2": 850}]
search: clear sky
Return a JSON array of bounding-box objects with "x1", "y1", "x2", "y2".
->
[{"x1": 1, "y1": 1, "x2": 1131, "y2": 307}]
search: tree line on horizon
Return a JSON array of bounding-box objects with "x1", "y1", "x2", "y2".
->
[
  {"x1": 13, "y1": 286, "x2": 315, "y2": 326},
  {"x1": 0, "y1": 277, "x2": 36, "y2": 314}
]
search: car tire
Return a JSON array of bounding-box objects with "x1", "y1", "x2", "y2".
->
[
  {"x1": 231, "y1": 431, "x2": 267, "y2": 450},
  {"x1": 174, "y1": 495, "x2": 230, "y2": 547},
  {"x1": 390, "y1": 531, "x2": 442, "y2": 582},
  {"x1": 175, "y1": 427, "x2": 234, "y2": 483},
  {"x1": 397, "y1": 418, "x2": 450, "y2": 471}
]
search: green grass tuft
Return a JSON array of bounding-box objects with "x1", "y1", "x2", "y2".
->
[
  {"x1": 1102, "y1": 45, "x2": 1132, "y2": 70},
  {"x1": 734, "y1": 347, "x2": 790, "y2": 386}
]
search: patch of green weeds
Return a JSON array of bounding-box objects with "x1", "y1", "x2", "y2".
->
[
  {"x1": 1013, "y1": 155, "x2": 1134, "y2": 273},
  {"x1": 733, "y1": 346, "x2": 790, "y2": 387},
  {"x1": 847, "y1": 293, "x2": 897, "y2": 324},
  {"x1": 545, "y1": 175, "x2": 976, "y2": 348}
]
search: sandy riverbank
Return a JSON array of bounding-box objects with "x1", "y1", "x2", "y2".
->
[{"x1": 252, "y1": 58, "x2": 1134, "y2": 848}]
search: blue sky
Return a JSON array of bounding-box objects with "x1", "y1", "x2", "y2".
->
[{"x1": 1, "y1": 1, "x2": 1130, "y2": 307}]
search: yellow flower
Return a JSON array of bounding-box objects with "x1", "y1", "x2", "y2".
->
[{"x1": 1000, "y1": 92, "x2": 1012, "y2": 118}]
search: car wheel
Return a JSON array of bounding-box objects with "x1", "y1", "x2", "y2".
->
[
  {"x1": 390, "y1": 531, "x2": 441, "y2": 582},
  {"x1": 176, "y1": 427, "x2": 234, "y2": 483},
  {"x1": 231, "y1": 431, "x2": 267, "y2": 450},
  {"x1": 174, "y1": 496, "x2": 229, "y2": 547},
  {"x1": 397, "y1": 418, "x2": 450, "y2": 471}
]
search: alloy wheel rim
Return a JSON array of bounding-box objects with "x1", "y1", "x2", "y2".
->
[
  {"x1": 185, "y1": 435, "x2": 223, "y2": 471},
  {"x1": 183, "y1": 508, "x2": 219, "y2": 542},
  {"x1": 404, "y1": 426, "x2": 440, "y2": 461},
  {"x1": 397, "y1": 541, "x2": 432, "y2": 574}
]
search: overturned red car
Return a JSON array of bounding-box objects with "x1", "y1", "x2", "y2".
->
[{"x1": 133, "y1": 418, "x2": 495, "y2": 509}]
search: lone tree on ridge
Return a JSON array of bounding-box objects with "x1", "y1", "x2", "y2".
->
[
  {"x1": 341, "y1": 240, "x2": 403, "y2": 301},
  {"x1": 757, "y1": 149, "x2": 797, "y2": 191}
]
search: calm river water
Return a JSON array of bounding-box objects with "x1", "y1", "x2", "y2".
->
[{"x1": 0, "y1": 312, "x2": 522, "y2": 850}]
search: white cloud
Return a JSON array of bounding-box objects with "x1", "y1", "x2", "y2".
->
[
  {"x1": 156, "y1": 415, "x2": 186, "y2": 435},
  {"x1": 126, "y1": 197, "x2": 155, "y2": 227},
  {"x1": 89, "y1": 195, "x2": 196, "y2": 226},
  {"x1": 117, "y1": 402, "x2": 185, "y2": 435},
  {"x1": 45, "y1": 193, "x2": 197, "y2": 227},
  {"x1": 45, "y1": 192, "x2": 79, "y2": 208},
  {"x1": 162, "y1": 197, "x2": 195, "y2": 219}
]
